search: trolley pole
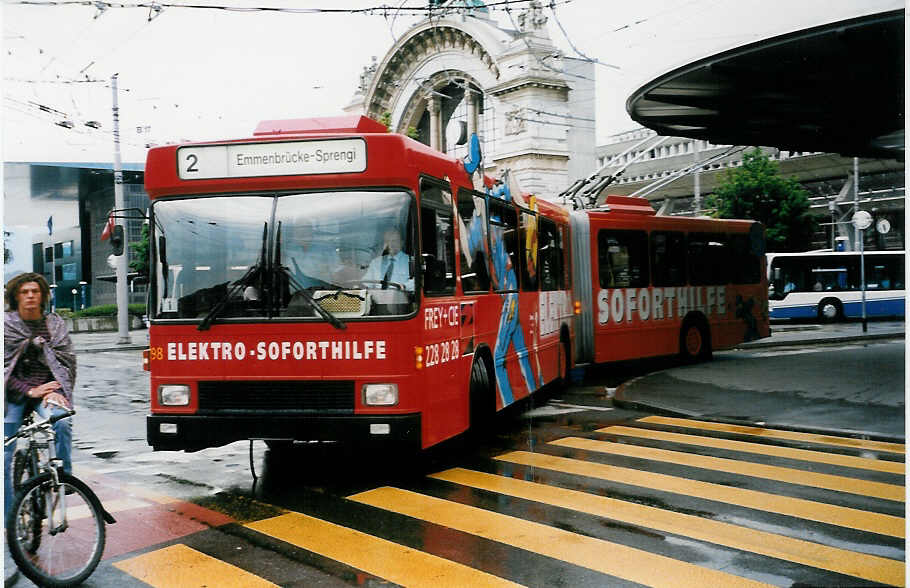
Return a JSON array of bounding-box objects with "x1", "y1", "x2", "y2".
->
[{"x1": 112, "y1": 73, "x2": 131, "y2": 344}]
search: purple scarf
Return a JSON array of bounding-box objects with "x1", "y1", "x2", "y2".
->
[{"x1": 4, "y1": 311, "x2": 76, "y2": 408}]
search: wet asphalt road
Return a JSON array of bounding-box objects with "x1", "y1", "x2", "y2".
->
[{"x1": 8, "y1": 331, "x2": 906, "y2": 587}]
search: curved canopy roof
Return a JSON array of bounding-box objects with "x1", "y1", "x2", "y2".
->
[{"x1": 626, "y1": 10, "x2": 904, "y2": 160}]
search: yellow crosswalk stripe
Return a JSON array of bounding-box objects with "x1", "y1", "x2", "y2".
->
[
  {"x1": 495, "y1": 451, "x2": 904, "y2": 538},
  {"x1": 430, "y1": 468, "x2": 904, "y2": 586},
  {"x1": 551, "y1": 437, "x2": 905, "y2": 502},
  {"x1": 598, "y1": 425, "x2": 904, "y2": 475},
  {"x1": 246, "y1": 512, "x2": 523, "y2": 588},
  {"x1": 349, "y1": 486, "x2": 772, "y2": 588},
  {"x1": 113, "y1": 544, "x2": 278, "y2": 588},
  {"x1": 637, "y1": 416, "x2": 906, "y2": 455}
]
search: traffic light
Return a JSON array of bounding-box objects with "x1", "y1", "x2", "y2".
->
[{"x1": 111, "y1": 224, "x2": 124, "y2": 256}]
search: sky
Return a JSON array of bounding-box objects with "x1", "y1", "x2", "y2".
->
[{"x1": 1, "y1": 0, "x2": 901, "y2": 166}]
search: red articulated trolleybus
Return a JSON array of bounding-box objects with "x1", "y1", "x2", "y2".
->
[
  {"x1": 569, "y1": 196, "x2": 770, "y2": 366},
  {"x1": 143, "y1": 115, "x2": 575, "y2": 452}
]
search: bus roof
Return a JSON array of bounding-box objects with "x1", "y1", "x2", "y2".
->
[
  {"x1": 585, "y1": 196, "x2": 758, "y2": 232},
  {"x1": 144, "y1": 116, "x2": 475, "y2": 199}
]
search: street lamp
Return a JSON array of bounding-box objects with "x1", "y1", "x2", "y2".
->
[
  {"x1": 852, "y1": 210, "x2": 872, "y2": 333},
  {"x1": 71, "y1": 288, "x2": 78, "y2": 312},
  {"x1": 79, "y1": 280, "x2": 87, "y2": 310}
]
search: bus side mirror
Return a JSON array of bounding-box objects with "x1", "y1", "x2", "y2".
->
[
  {"x1": 111, "y1": 225, "x2": 124, "y2": 256},
  {"x1": 158, "y1": 235, "x2": 167, "y2": 266}
]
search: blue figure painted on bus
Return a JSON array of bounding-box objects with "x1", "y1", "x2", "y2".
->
[
  {"x1": 487, "y1": 188, "x2": 542, "y2": 405},
  {"x1": 463, "y1": 134, "x2": 541, "y2": 406}
]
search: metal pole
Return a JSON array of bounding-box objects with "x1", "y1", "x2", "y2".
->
[
  {"x1": 854, "y1": 157, "x2": 867, "y2": 332},
  {"x1": 112, "y1": 73, "x2": 131, "y2": 344}
]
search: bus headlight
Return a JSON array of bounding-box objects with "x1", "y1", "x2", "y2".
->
[
  {"x1": 158, "y1": 384, "x2": 190, "y2": 406},
  {"x1": 363, "y1": 383, "x2": 398, "y2": 406}
]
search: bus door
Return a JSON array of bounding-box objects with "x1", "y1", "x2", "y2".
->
[
  {"x1": 537, "y1": 217, "x2": 569, "y2": 382},
  {"x1": 418, "y1": 178, "x2": 460, "y2": 445},
  {"x1": 518, "y1": 206, "x2": 545, "y2": 388},
  {"x1": 455, "y1": 189, "x2": 490, "y2": 360}
]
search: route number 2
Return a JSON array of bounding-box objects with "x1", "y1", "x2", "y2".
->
[{"x1": 185, "y1": 153, "x2": 199, "y2": 173}]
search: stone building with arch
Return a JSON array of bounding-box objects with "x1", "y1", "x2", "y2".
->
[{"x1": 344, "y1": 2, "x2": 595, "y2": 200}]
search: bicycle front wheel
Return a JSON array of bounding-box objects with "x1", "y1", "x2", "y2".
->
[
  {"x1": 7, "y1": 472, "x2": 106, "y2": 587},
  {"x1": 11, "y1": 448, "x2": 44, "y2": 553}
]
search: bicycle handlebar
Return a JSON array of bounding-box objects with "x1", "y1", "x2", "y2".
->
[{"x1": 3, "y1": 408, "x2": 76, "y2": 446}]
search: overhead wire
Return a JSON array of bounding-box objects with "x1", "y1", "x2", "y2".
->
[
  {"x1": 9, "y1": 0, "x2": 573, "y2": 15},
  {"x1": 546, "y1": 1, "x2": 620, "y2": 70},
  {"x1": 502, "y1": 3, "x2": 593, "y2": 82},
  {"x1": 8, "y1": 0, "x2": 605, "y2": 152}
]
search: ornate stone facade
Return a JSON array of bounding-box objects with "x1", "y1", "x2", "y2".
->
[{"x1": 344, "y1": 3, "x2": 595, "y2": 200}]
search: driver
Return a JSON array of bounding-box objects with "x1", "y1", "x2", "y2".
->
[{"x1": 362, "y1": 229, "x2": 413, "y2": 291}]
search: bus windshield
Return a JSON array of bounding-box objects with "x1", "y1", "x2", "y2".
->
[{"x1": 152, "y1": 190, "x2": 416, "y2": 322}]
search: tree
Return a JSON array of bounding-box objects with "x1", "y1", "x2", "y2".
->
[
  {"x1": 706, "y1": 148, "x2": 817, "y2": 252},
  {"x1": 380, "y1": 111, "x2": 419, "y2": 140},
  {"x1": 129, "y1": 223, "x2": 150, "y2": 281}
]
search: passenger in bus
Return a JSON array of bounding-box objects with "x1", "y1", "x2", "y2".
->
[
  {"x1": 333, "y1": 248, "x2": 365, "y2": 284},
  {"x1": 284, "y1": 224, "x2": 340, "y2": 289},
  {"x1": 363, "y1": 229, "x2": 413, "y2": 290}
]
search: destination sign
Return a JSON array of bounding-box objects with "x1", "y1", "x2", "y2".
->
[{"x1": 176, "y1": 138, "x2": 367, "y2": 179}]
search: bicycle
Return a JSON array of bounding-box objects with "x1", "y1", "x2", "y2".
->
[{"x1": 5, "y1": 406, "x2": 116, "y2": 587}]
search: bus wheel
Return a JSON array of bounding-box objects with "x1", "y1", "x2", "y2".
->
[
  {"x1": 469, "y1": 357, "x2": 493, "y2": 434},
  {"x1": 680, "y1": 319, "x2": 712, "y2": 363},
  {"x1": 817, "y1": 298, "x2": 843, "y2": 322}
]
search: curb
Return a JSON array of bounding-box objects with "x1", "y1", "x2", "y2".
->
[
  {"x1": 610, "y1": 393, "x2": 906, "y2": 444},
  {"x1": 613, "y1": 331, "x2": 906, "y2": 444},
  {"x1": 737, "y1": 332, "x2": 904, "y2": 350},
  {"x1": 75, "y1": 345, "x2": 148, "y2": 354}
]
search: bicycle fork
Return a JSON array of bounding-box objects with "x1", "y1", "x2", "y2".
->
[{"x1": 45, "y1": 458, "x2": 69, "y2": 535}]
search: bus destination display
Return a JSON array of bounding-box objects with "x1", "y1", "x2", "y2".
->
[{"x1": 177, "y1": 138, "x2": 367, "y2": 179}]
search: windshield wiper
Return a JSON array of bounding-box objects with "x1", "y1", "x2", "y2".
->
[
  {"x1": 278, "y1": 265, "x2": 346, "y2": 330},
  {"x1": 274, "y1": 221, "x2": 345, "y2": 330},
  {"x1": 198, "y1": 222, "x2": 267, "y2": 331}
]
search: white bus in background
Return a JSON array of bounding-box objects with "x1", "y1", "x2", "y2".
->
[{"x1": 767, "y1": 250, "x2": 905, "y2": 321}]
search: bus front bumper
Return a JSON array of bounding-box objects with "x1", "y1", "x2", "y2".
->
[{"x1": 147, "y1": 413, "x2": 421, "y2": 452}]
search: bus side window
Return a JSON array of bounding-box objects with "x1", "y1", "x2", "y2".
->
[
  {"x1": 598, "y1": 229, "x2": 649, "y2": 288},
  {"x1": 538, "y1": 218, "x2": 564, "y2": 291},
  {"x1": 420, "y1": 180, "x2": 456, "y2": 296},
  {"x1": 456, "y1": 189, "x2": 490, "y2": 294},
  {"x1": 866, "y1": 255, "x2": 903, "y2": 290},
  {"x1": 651, "y1": 231, "x2": 685, "y2": 287},
  {"x1": 520, "y1": 210, "x2": 538, "y2": 291},
  {"x1": 729, "y1": 233, "x2": 761, "y2": 284},
  {"x1": 688, "y1": 232, "x2": 730, "y2": 285},
  {"x1": 488, "y1": 200, "x2": 519, "y2": 293}
]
